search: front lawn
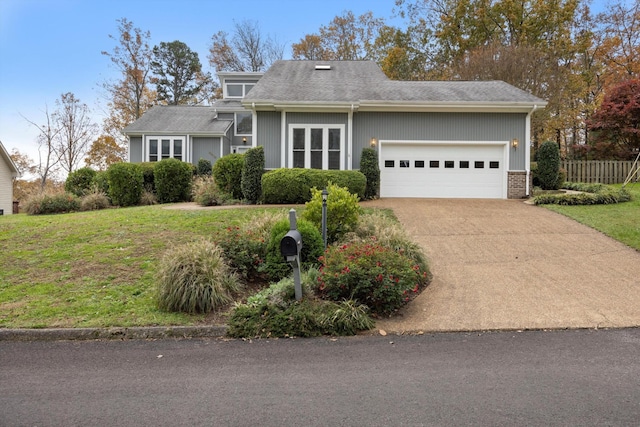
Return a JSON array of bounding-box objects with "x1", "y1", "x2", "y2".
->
[
  {"x1": 543, "y1": 184, "x2": 640, "y2": 251},
  {"x1": 0, "y1": 205, "x2": 295, "y2": 328}
]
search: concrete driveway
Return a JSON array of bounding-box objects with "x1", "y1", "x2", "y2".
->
[{"x1": 366, "y1": 199, "x2": 640, "y2": 333}]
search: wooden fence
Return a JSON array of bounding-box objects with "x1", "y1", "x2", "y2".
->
[{"x1": 562, "y1": 160, "x2": 640, "y2": 184}]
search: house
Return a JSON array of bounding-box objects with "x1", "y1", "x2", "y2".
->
[
  {"x1": 0, "y1": 140, "x2": 20, "y2": 215},
  {"x1": 124, "y1": 60, "x2": 547, "y2": 199}
]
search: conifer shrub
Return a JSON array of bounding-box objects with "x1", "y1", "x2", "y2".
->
[
  {"x1": 241, "y1": 146, "x2": 264, "y2": 204},
  {"x1": 196, "y1": 158, "x2": 213, "y2": 176},
  {"x1": 154, "y1": 158, "x2": 193, "y2": 203},
  {"x1": 302, "y1": 184, "x2": 362, "y2": 244},
  {"x1": 213, "y1": 153, "x2": 245, "y2": 200},
  {"x1": 263, "y1": 217, "x2": 324, "y2": 281},
  {"x1": 106, "y1": 162, "x2": 143, "y2": 207},
  {"x1": 360, "y1": 147, "x2": 380, "y2": 199},
  {"x1": 65, "y1": 167, "x2": 97, "y2": 196},
  {"x1": 156, "y1": 239, "x2": 241, "y2": 314},
  {"x1": 537, "y1": 141, "x2": 561, "y2": 190}
]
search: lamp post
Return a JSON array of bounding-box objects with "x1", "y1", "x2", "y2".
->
[{"x1": 321, "y1": 188, "x2": 328, "y2": 249}]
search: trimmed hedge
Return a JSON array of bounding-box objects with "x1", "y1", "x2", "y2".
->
[
  {"x1": 154, "y1": 158, "x2": 193, "y2": 203},
  {"x1": 65, "y1": 167, "x2": 97, "y2": 196},
  {"x1": 533, "y1": 183, "x2": 631, "y2": 205},
  {"x1": 139, "y1": 162, "x2": 157, "y2": 193},
  {"x1": 262, "y1": 168, "x2": 366, "y2": 204},
  {"x1": 106, "y1": 162, "x2": 143, "y2": 207},
  {"x1": 241, "y1": 146, "x2": 264, "y2": 204},
  {"x1": 360, "y1": 148, "x2": 380, "y2": 199},
  {"x1": 213, "y1": 153, "x2": 244, "y2": 200}
]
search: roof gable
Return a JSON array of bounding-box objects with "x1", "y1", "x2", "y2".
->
[{"x1": 0, "y1": 140, "x2": 20, "y2": 177}]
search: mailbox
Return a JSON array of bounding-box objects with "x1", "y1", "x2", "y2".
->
[{"x1": 280, "y1": 230, "x2": 302, "y2": 258}]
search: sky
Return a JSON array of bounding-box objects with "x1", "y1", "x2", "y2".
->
[{"x1": 0, "y1": 0, "x2": 614, "y2": 170}]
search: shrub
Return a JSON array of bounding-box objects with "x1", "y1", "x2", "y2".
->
[
  {"x1": 262, "y1": 168, "x2": 366, "y2": 204},
  {"x1": 302, "y1": 184, "x2": 362, "y2": 244},
  {"x1": 263, "y1": 217, "x2": 324, "y2": 282},
  {"x1": 317, "y1": 242, "x2": 429, "y2": 316},
  {"x1": 139, "y1": 162, "x2": 156, "y2": 193},
  {"x1": 533, "y1": 183, "x2": 631, "y2": 205},
  {"x1": 92, "y1": 171, "x2": 110, "y2": 195},
  {"x1": 341, "y1": 211, "x2": 429, "y2": 273},
  {"x1": 241, "y1": 146, "x2": 264, "y2": 204},
  {"x1": 537, "y1": 141, "x2": 561, "y2": 190},
  {"x1": 106, "y1": 162, "x2": 143, "y2": 207},
  {"x1": 65, "y1": 167, "x2": 97, "y2": 196},
  {"x1": 193, "y1": 176, "x2": 232, "y2": 206},
  {"x1": 154, "y1": 158, "x2": 193, "y2": 203},
  {"x1": 196, "y1": 158, "x2": 213, "y2": 176},
  {"x1": 156, "y1": 239, "x2": 241, "y2": 314},
  {"x1": 530, "y1": 162, "x2": 539, "y2": 187},
  {"x1": 213, "y1": 153, "x2": 245, "y2": 200},
  {"x1": 360, "y1": 148, "x2": 380, "y2": 199},
  {"x1": 214, "y1": 225, "x2": 269, "y2": 280},
  {"x1": 79, "y1": 192, "x2": 110, "y2": 211},
  {"x1": 23, "y1": 191, "x2": 80, "y2": 215}
]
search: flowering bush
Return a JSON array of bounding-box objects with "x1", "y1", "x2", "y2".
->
[
  {"x1": 214, "y1": 225, "x2": 268, "y2": 280},
  {"x1": 317, "y1": 242, "x2": 429, "y2": 316}
]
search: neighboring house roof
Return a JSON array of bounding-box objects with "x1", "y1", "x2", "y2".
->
[
  {"x1": 243, "y1": 60, "x2": 547, "y2": 112},
  {"x1": 123, "y1": 106, "x2": 233, "y2": 136},
  {"x1": 0, "y1": 140, "x2": 20, "y2": 178}
]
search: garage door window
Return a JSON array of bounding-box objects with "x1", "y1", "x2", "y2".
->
[
  {"x1": 400, "y1": 160, "x2": 410, "y2": 168},
  {"x1": 490, "y1": 161, "x2": 500, "y2": 169},
  {"x1": 385, "y1": 160, "x2": 394, "y2": 167},
  {"x1": 460, "y1": 161, "x2": 469, "y2": 168},
  {"x1": 475, "y1": 161, "x2": 485, "y2": 168},
  {"x1": 430, "y1": 161, "x2": 439, "y2": 168},
  {"x1": 415, "y1": 161, "x2": 425, "y2": 168},
  {"x1": 445, "y1": 161, "x2": 454, "y2": 168}
]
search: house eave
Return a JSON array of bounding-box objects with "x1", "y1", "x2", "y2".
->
[{"x1": 358, "y1": 101, "x2": 548, "y2": 113}]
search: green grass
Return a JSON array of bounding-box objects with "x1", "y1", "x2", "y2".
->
[
  {"x1": 0, "y1": 205, "x2": 296, "y2": 328},
  {"x1": 543, "y1": 184, "x2": 640, "y2": 251}
]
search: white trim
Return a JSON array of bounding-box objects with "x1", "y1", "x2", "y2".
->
[
  {"x1": 525, "y1": 105, "x2": 538, "y2": 196},
  {"x1": 280, "y1": 111, "x2": 286, "y2": 168},
  {"x1": 288, "y1": 124, "x2": 345, "y2": 170},
  {"x1": 347, "y1": 107, "x2": 353, "y2": 170},
  {"x1": 251, "y1": 110, "x2": 257, "y2": 147},
  {"x1": 220, "y1": 136, "x2": 224, "y2": 160},
  {"x1": 379, "y1": 139, "x2": 509, "y2": 199}
]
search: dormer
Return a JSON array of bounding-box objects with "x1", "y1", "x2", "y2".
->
[{"x1": 217, "y1": 72, "x2": 264, "y2": 99}]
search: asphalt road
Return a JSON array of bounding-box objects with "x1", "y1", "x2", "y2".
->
[{"x1": 1, "y1": 329, "x2": 639, "y2": 426}]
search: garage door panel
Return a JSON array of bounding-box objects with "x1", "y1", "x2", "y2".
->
[{"x1": 380, "y1": 143, "x2": 505, "y2": 198}]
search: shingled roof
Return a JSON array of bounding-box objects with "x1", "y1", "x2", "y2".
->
[
  {"x1": 123, "y1": 106, "x2": 232, "y2": 135},
  {"x1": 242, "y1": 60, "x2": 546, "y2": 110}
]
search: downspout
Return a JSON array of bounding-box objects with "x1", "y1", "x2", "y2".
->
[
  {"x1": 348, "y1": 104, "x2": 354, "y2": 170},
  {"x1": 526, "y1": 105, "x2": 538, "y2": 197}
]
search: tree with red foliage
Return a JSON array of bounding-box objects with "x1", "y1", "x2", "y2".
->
[{"x1": 587, "y1": 79, "x2": 640, "y2": 159}]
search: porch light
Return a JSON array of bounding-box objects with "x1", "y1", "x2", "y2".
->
[
  {"x1": 370, "y1": 137, "x2": 377, "y2": 147},
  {"x1": 511, "y1": 138, "x2": 519, "y2": 149},
  {"x1": 242, "y1": 137, "x2": 247, "y2": 144}
]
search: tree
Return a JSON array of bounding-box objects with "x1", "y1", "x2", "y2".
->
[
  {"x1": 151, "y1": 40, "x2": 211, "y2": 105},
  {"x1": 587, "y1": 79, "x2": 640, "y2": 158},
  {"x1": 53, "y1": 92, "x2": 98, "y2": 174},
  {"x1": 85, "y1": 135, "x2": 127, "y2": 170},
  {"x1": 291, "y1": 11, "x2": 384, "y2": 61},
  {"x1": 21, "y1": 105, "x2": 61, "y2": 189},
  {"x1": 101, "y1": 18, "x2": 154, "y2": 138},
  {"x1": 208, "y1": 20, "x2": 284, "y2": 72}
]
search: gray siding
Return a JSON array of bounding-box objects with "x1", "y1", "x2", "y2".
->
[
  {"x1": 257, "y1": 111, "x2": 282, "y2": 169},
  {"x1": 352, "y1": 112, "x2": 526, "y2": 170},
  {"x1": 129, "y1": 136, "x2": 143, "y2": 162},
  {"x1": 192, "y1": 137, "x2": 220, "y2": 165}
]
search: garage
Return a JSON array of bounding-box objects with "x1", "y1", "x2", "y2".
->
[{"x1": 379, "y1": 141, "x2": 507, "y2": 198}]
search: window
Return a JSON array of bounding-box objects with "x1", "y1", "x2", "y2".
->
[
  {"x1": 430, "y1": 160, "x2": 440, "y2": 168},
  {"x1": 489, "y1": 161, "x2": 500, "y2": 169},
  {"x1": 225, "y1": 82, "x2": 254, "y2": 98},
  {"x1": 445, "y1": 161, "x2": 454, "y2": 168},
  {"x1": 460, "y1": 161, "x2": 469, "y2": 169},
  {"x1": 400, "y1": 160, "x2": 410, "y2": 168},
  {"x1": 475, "y1": 161, "x2": 485, "y2": 169},
  {"x1": 385, "y1": 160, "x2": 395, "y2": 168},
  {"x1": 289, "y1": 125, "x2": 344, "y2": 170},
  {"x1": 147, "y1": 137, "x2": 185, "y2": 162},
  {"x1": 415, "y1": 160, "x2": 425, "y2": 168},
  {"x1": 235, "y1": 112, "x2": 252, "y2": 135}
]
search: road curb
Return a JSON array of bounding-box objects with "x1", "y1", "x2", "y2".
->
[{"x1": 0, "y1": 325, "x2": 228, "y2": 341}]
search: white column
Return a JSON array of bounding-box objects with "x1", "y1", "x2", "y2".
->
[{"x1": 281, "y1": 111, "x2": 287, "y2": 168}]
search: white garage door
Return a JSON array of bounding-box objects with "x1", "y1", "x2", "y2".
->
[{"x1": 380, "y1": 142, "x2": 506, "y2": 198}]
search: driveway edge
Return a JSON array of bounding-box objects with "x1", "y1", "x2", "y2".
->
[{"x1": 0, "y1": 325, "x2": 228, "y2": 341}]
